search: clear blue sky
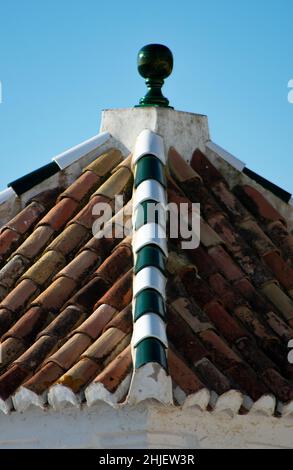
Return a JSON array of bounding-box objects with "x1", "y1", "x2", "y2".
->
[{"x1": 0, "y1": 0, "x2": 292, "y2": 194}]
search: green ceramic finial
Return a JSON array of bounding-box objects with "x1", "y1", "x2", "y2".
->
[{"x1": 136, "y1": 44, "x2": 173, "y2": 108}]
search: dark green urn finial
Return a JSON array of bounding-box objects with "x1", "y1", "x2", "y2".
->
[{"x1": 136, "y1": 44, "x2": 173, "y2": 108}]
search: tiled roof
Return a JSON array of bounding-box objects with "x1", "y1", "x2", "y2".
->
[{"x1": 0, "y1": 137, "x2": 293, "y2": 418}]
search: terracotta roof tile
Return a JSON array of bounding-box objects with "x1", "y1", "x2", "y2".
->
[
  {"x1": 38, "y1": 305, "x2": 86, "y2": 339},
  {"x1": 187, "y1": 245, "x2": 218, "y2": 279},
  {"x1": 208, "y1": 245, "x2": 244, "y2": 282},
  {"x1": 71, "y1": 194, "x2": 112, "y2": 230},
  {"x1": 71, "y1": 304, "x2": 117, "y2": 340},
  {"x1": 2, "y1": 306, "x2": 48, "y2": 343},
  {"x1": 263, "y1": 250, "x2": 293, "y2": 290},
  {"x1": 0, "y1": 229, "x2": 21, "y2": 265},
  {"x1": 191, "y1": 148, "x2": 225, "y2": 187},
  {"x1": 84, "y1": 148, "x2": 123, "y2": 177},
  {"x1": 267, "y1": 220, "x2": 293, "y2": 262},
  {"x1": 199, "y1": 329, "x2": 241, "y2": 371},
  {"x1": 233, "y1": 305, "x2": 276, "y2": 342},
  {"x1": 0, "y1": 286, "x2": 7, "y2": 302},
  {"x1": 82, "y1": 327, "x2": 128, "y2": 362},
  {"x1": 261, "y1": 281, "x2": 293, "y2": 321},
  {"x1": 55, "y1": 249, "x2": 101, "y2": 283},
  {"x1": 93, "y1": 166, "x2": 133, "y2": 199},
  {"x1": 261, "y1": 368, "x2": 293, "y2": 402},
  {"x1": 0, "y1": 337, "x2": 26, "y2": 369},
  {"x1": 236, "y1": 337, "x2": 276, "y2": 372},
  {"x1": 46, "y1": 333, "x2": 92, "y2": 370},
  {"x1": 177, "y1": 267, "x2": 214, "y2": 308},
  {"x1": 59, "y1": 170, "x2": 101, "y2": 203},
  {"x1": 1, "y1": 279, "x2": 39, "y2": 315},
  {"x1": 93, "y1": 244, "x2": 133, "y2": 285},
  {"x1": 14, "y1": 335, "x2": 58, "y2": 370},
  {"x1": 29, "y1": 188, "x2": 61, "y2": 209},
  {"x1": 94, "y1": 269, "x2": 133, "y2": 311},
  {"x1": 103, "y1": 304, "x2": 132, "y2": 335},
  {"x1": 211, "y1": 181, "x2": 250, "y2": 222},
  {"x1": 70, "y1": 277, "x2": 109, "y2": 312},
  {"x1": 194, "y1": 358, "x2": 231, "y2": 395},
  {"x1": 265, "y1": 310, "x2": 293, "y2": 342},
  {"x1": 208, "y1": 273, "x2": 244, "y2": 311},
  {"x1": 37, "y1": 197, "x2": 78, "y2": 231},
  {"x1": 233, "y1": 277, "x2": 273, "y2": 313},
  {"x1": 31, "y1": 277, "x2": 76, "y2": 313},
  {"x1": 56, "y1": 357, "x2": 100, "y2": 393},
  {"x1": 0, "y1": 308, "x2": 16, "y2": 336},
  {"x1": 22, "y1": 361, "x2": 65, "y2": 395},
  {"x1": 0, "y1": 364, "x2": 31, "y2": 401},
  {"x1": 238, "y1": 218, "x2": 277, "y2": 256},
  {"x1": 167, "y1": 305, "x2": 208, "y2": 365},
  {"x1": 168, "y1": 147, "x2": 202, "y2": 183},
  {"x1": 57, "y1": 333, "x2": 131, "y2": 393},
  {"x1": 226, "y1": 362, "x2": 268, "y2": 401},
  {"x1": 169, "y1": 293, "x2": 212, "y2": 333},
  {"x1": 204, "y1": 300, "x2": 247, "y2": 343}
]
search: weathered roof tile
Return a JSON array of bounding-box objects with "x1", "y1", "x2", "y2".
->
[
  {"x1": 1, "y1": 279, "x2": 39, "y2": 315},
  {"x1": 2, "y1": 201, "x2": 45, "y2": 235},
  {"x1": 234, "y1": 184, "x2": 286, "y2": 225},
  {"x1": 169, "y1": 348, "x2": 204, "y2": 396},
  {"x1": 91, "y1": 345, "x2": 132, "y2": 393},
  {"x1": 15, "y1": 225, "x2": 54, "y2": 260},
  {"x1": 46, "y1": 223, "x2": 90, "y2": 257},
  {"x1": 20, "y1": 250, "x2": 66, "y2": 286}
]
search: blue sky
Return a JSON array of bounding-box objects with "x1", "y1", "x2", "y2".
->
[{"x1": 0, "y1": 0, "x2": 292, "y2": 194}]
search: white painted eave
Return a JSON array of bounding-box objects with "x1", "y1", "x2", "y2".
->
[
  {"x1": 0, "y1": 187, "x2": 16, "y2": 205},
  {"x1": 205, "y1": 140, "x2": 246, "y2": 172},
  {"x1": 0, "y1": 400, "x2": 293, "y2": 449},
  {"x1": 52, "y1": 131, "x2": 111, "y2": 169}
]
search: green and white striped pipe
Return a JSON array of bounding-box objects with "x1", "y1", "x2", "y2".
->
[{"x1": 131, "y1": 129, "x2": 168, "y2": 372}]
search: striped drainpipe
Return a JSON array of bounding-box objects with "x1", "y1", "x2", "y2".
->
[{"x1": 131, "y1": 129, "x2": 168, "y2": 374}]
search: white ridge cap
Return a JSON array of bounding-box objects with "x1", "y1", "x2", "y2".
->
[
  {"x1": 132, "y1": 129, "x2": 166, "y2": 166},
  {"x1": 133, "y1": 266, "x2": 167, "y2": 299},
  {"x1": 132, "y1": 313, "x2": 167, "y2": 348},
  {"x1": 52, "y1": 131, "x2": 111, "y2": 170},
  {"x1": 133, "y1": 179, "x2": 167, "y2": 210},
  {"x1": 132, "y1": 222, "x2": 168, "y2": 257}
]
